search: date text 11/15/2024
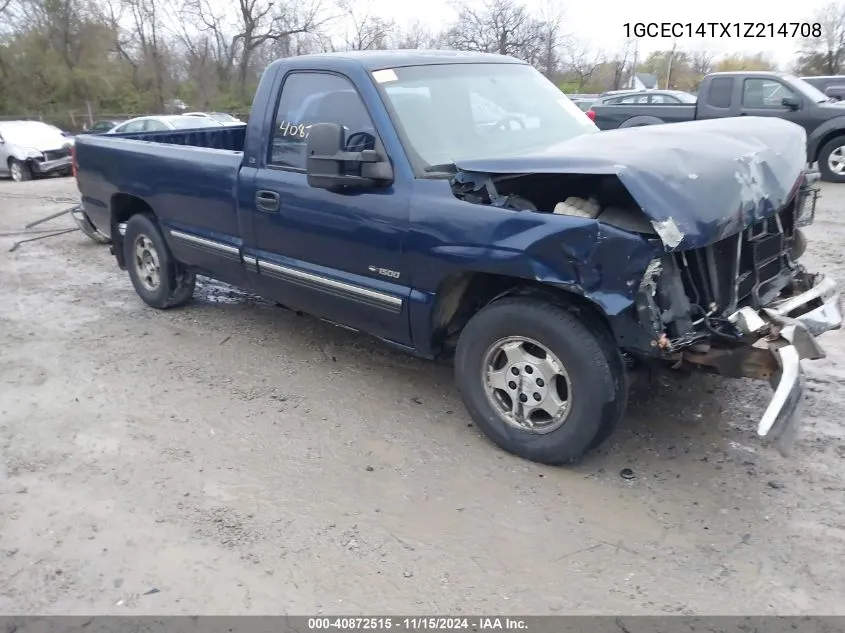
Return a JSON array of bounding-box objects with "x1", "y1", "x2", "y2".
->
[
  {"x1": 307, "y1": 618, "x2": 528, "y2": 631},
  {"x1": 624, "y1": 22, "x2": 821, "y2": 38}
]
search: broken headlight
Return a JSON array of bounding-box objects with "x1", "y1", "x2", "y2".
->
[
  {"x1": 633, "y1": 256, "x2": 695, "y2": 347},
  {"x1": 794, "y1": 179, "x2": 819, "y2": 228}
]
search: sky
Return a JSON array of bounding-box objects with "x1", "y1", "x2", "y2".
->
[{"x1": 361, "y1": 0, "x2": 833, "y2": 70}]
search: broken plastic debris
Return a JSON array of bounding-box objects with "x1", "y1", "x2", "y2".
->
[{"x1": 651, "y1": 217, "x2": 685, "y2": 249}]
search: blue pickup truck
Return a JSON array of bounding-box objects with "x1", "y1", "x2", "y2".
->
[{"x1": 73, "y1": 50, "x2": 841, "y2": 465}]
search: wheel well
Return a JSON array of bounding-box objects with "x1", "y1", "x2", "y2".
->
[
  {"x1": 111, "y1": 193, "x2": 154, "y2": 268},
  {"x1": 430, "y1": 272, "x2": 612, "y2": 359},
  {"x1": 814, "y1": 131, "x2": 845, "y2": 163}
]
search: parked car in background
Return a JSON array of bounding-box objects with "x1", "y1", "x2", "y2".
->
[
  {"x1": 183, "y1": 111, "x2": 245, "y2": 126},
  {"x1": 106, "y1": 115, "x2": 226, "y2": 134},
  {"x1": 570, "y1": 98, "x2": 596, "y2": 112},
  {"x1": 587, "y1": 71, "x2": 845, "y2": 182},
  {"x1": 0, "y1": 120, "x2": 74, "y2": 181},
  {"x1": 596, "y1": 89, "x2": 697, "y2": 106},
  {"x1": 81, "y1": 119, "x2": 123, "y2": 134}
]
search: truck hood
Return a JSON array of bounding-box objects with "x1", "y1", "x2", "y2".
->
[
  {"x1": 453, "y1": 116, "x2": 807, "y2": 251},
  {"x1": 815, "y1": 100, "x2": 845, "y2": 116}
]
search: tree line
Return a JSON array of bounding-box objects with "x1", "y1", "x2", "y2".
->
[{"x1": 1, "y1": 0, "x2": 845, "y2": 127}]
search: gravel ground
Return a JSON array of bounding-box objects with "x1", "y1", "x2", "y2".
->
[{"x1": 0, "y1": 176, "x2": 844, "y2": 616}]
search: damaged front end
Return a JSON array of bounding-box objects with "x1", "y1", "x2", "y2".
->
[
  {"x1": 446, "y1": 117, "x2": 841, "y2": 454},
  {"x1": 635, "y1": 174, "x2": 841, "y2": 454}
]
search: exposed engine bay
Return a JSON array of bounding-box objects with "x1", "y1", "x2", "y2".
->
[{"x1": 450, "y1": 171, "x2": 657, "y2": 235}]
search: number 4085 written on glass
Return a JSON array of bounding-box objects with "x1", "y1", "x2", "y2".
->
[{"x1": 278, "y1": 120, "x2": 311, "y2": 138}]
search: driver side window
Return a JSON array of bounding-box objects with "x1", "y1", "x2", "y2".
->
[
  {"x1": 743, "y1": 79, "x2": 796, "y2": 108},
  {"x1": 269, "y1": 72, "x2": 378, "y2": 170}
]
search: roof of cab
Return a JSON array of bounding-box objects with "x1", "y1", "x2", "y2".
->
[{"x1": 269, "y1": 49, "x2": 525, "y2": 72}]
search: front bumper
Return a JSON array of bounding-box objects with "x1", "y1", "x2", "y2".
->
[
  {"x1": 32, "y1": 155, "x2": 72, "y2": 174},
  {"x1": 733, "y1": 274, "x2": 841, "y2": 454}
]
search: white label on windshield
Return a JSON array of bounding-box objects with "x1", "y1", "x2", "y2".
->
[
  {"x1": 557, "y1": 97, "x2": 595, "y2": 127},
  {"x1": 373, "y1": 69, "x2": 398, "y2": 84}
]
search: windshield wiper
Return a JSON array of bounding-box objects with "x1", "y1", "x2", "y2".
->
[{"x1": 424, "y1": 162, "x2": 458, "y2": 174}]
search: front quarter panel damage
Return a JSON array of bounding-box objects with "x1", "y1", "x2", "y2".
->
[{"x1": 406, "y1": 179, "x2": 665, "y2": 356}]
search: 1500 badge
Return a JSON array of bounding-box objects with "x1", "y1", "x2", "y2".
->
[{"x1": 368, "y1": 265, "x2": 401, "y2": 279}]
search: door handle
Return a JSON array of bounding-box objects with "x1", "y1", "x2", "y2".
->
[{"x1": 256, "y1": 190, "x2": 280, "y2": 213}]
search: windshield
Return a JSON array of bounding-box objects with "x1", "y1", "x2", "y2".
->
[
  {"x1": 169, "y1": 117, "x2": 223, "y2": 129},
  {"x1": 0, "y1": 122, "x2": 66, "y2": 147},
  {"x1": 786, "y1": 75, "x2": 833, "y2": 103},
  {"x1": 375, "y1": 63, "x2": 598, "y2": 170},
  {"x1": 209, "y1": 112, "x2": 240, "y2": 123}
]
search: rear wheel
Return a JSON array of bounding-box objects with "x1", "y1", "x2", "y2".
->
[
  {"x1": 9, "y1": 159, "x2": 31, "y2": 182},
  {"x1": 818, "y1": 136, "x2": 845, "y2": 183},
  {"x1": 454, "y1": 296, "x2": 627, "y2": 465},
  {"x1": 123, "y1": 213, "x2": 195, "y2": 309}
]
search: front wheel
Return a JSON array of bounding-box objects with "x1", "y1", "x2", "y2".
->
[
  {"x1": 454, "y1": 296, "x2": 627, "y2": 465},
  {"x1": 9, "y1": 159, "x2": 32, "y2": 182},
  {"x1": 123, "y1": 213, "x2": 196, "y2": 309},
  {"x1": 818, "y1": 136, "x2": 845, "y2": 183}
]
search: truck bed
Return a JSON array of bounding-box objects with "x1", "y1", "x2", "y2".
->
[
  {"x1": 590, "y1": 103, "x2": 696, "y2": 130},
  {"x1": 107, "y1": 124, "x2": 247, "y2": 150},
  {"x1": 74, "y1": 125, "x2": 248, "y2": 243}
]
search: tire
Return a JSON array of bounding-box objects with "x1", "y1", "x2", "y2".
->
[
  {"x1": 817, "y1": 136, "x2": 845, "y2": 183},
  {"x1": 9, "y1": 159, "x2": 31, "y2": 182},
  {"x1": 123, "y1": 213, "x2": 196, "y2": 309},
  {"x1": 454, "y1": 296, "x2": 627, "y2": 465}
]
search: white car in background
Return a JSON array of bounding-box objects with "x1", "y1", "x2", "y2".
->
[
  {"x1": 0, "y1": 120, "x2": 74, "y2": 182},
  {"x1": 106, "y1": 115, "x2": 226, "y2": 134},
  {"x1": 183, "y1": 111, "x2": 245, "y2": 126}
]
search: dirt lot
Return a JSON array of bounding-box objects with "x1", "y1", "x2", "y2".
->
[{"x1": 1, "y1": 176, "x2": 844, "y2": 616}]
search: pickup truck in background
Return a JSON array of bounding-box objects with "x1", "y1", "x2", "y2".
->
[
  {"x1": 73, "y1": 51, "x2": 841, "y2": 466},
  {"x1": 588, "y1": 71, "x2": 845, "y2": 182},
  {"x1": 801, "y1": 75, "x2": 845, "y2": 101}
]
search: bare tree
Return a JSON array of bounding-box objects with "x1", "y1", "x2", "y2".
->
[
  {"x1": 444, "y1": 0, "x2": 548, "y2": 63},
  {"x1": 795, "y1": 1, "x2": 845, "y2": 75},
  {"x1": 609, "y1": 38, "x2": 635, "y2": 90},
  {"x1": 536, "y1": 0, "x2": 564, "y2": 77},
  {"x1": 561, "y1": 38, "x2": 603, "y2": 90},
  {"x1": 0, "y1": 0, "x2": 15, "y2": 22},
  {"x1": 338, "y1": 0, "x2": 394, "y2": 51},
  {"x1": 391, "y1": 19, "x2": 439, "y2": 49},
  {"x1": 127, "y1": 0, "x2": 169, "y2": 111},
  {"x1": 689, "y1": 49, "x2": 715, "y2": 77},
  {"x1": 185, "y1": 0, "x2": 329, "y2": 99}
]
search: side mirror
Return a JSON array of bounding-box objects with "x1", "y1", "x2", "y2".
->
[
  {"x1": 825, "y1": 86, "x2": 845, "y2": 101},
  {"x1": 305, "y1": 122, "x2": 393, "y2": 191},
  {"x1": 781, "y1": 96, "x2": 800, "y2": 110}
]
